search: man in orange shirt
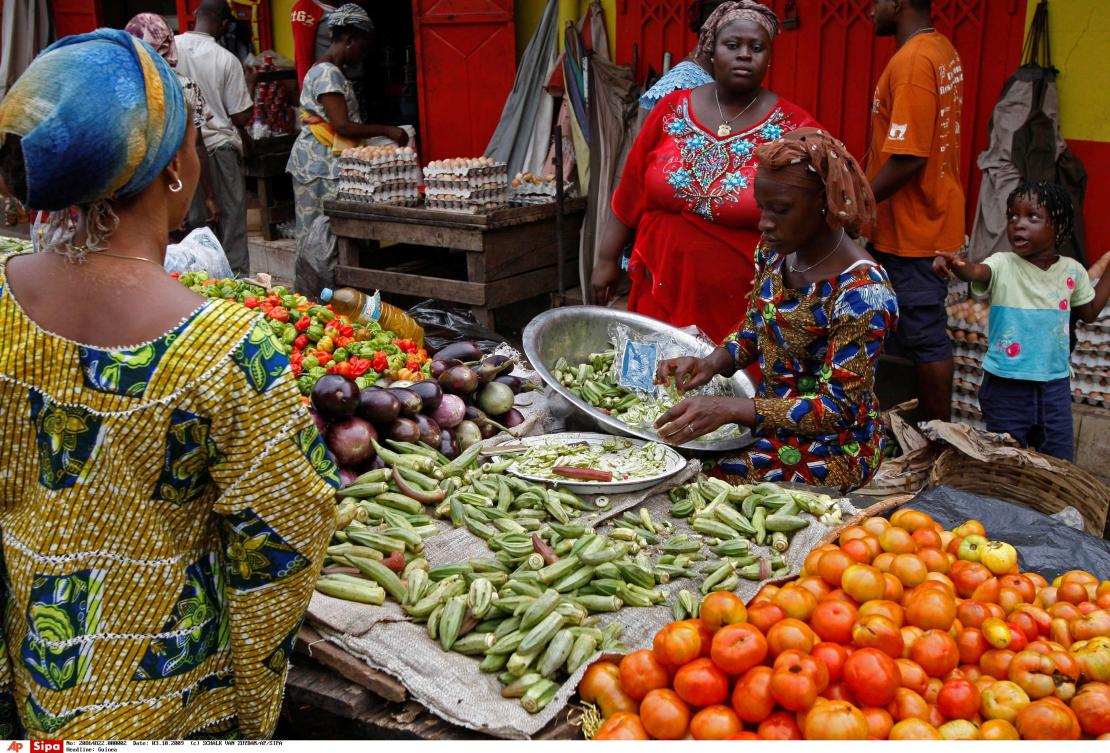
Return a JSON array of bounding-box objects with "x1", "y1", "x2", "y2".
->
[{"x1": 866, "y1": 0, "x2": 964, "y2": 421}]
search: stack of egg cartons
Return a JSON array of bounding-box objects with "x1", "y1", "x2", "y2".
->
[
  {"x1": 337, "y1": 145, "x2": 420, "y2": 206},
  {"x1": 947, "y1": 293, "x2": 990, "y2": 430},
  {"x1": 509, "y1": 172, "x2": 558, "y2": 205},
  {"x1": 1072, "y1": 254, "x2": 1110, "y2": 409},
  {"x1": 423, "y1": 157, "x2": 508, "y2": 213}
]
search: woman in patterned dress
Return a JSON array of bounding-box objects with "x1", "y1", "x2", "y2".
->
[
  {"x1": 592, "y1": 1, "x2": 818, "y2": 343},
  {"x1": 0, "y1": 31, "x2": 335, "y2": 738},
  {"x1": 655, "y1": 129, "x2": 899, "y2": 491}
]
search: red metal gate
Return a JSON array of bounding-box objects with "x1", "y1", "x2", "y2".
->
[
  {"x1": 413, "y1": 0, "x2": 516, "y2": 162},
  {"x1": 616, "y1": 0, "x2": 1029, "y2": 222},
  {"x1": 51, "y1": 0, "x2": 101, "y2": 38}
]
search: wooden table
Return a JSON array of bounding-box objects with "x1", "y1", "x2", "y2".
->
[
  {"x1": 324, "y1": 199, "x2": 586, "y2": 329},
  {"x1": 282, "y1": 625, "x2": 580, "y2": 740},
  {"x1": 244, "y1": 136, "x2": 294, "y2": 241}
]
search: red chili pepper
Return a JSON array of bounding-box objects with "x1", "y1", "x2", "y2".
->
[
  {"x1": 316, "y1": 350, "x2": 332, "y2": 365},
  {"x1": 243, "y1": 296, "x2": 259, "y2": 309},
  {"x1": 335, "y1": 335, "x2": 353, "y2": 349},
  {"x1": 294, "y1": 335, "x2": 309, "y2": 349},
  {"x1": 169, "y1": 272, "x2": 180, "y2": 279},
  {"x1": 552, "y1": 467, "x2": 613, "y2": 482},
  {"x1": 294, "y1": 316, "x2": 311, "y2": 332},
  {"x1": 347, "y1": 357, "x2": 371, "y2": 377},
  {"x1": 328, "y1": 361, "x2": 352, "y2": 377},
  {"x1": 340, "y1": 323, "x2": 355, "y2": 338},
  {"x1": 381, "y1": 551, "x2": 406, "y2": 573},
  {"x1": 268, "y1": 306, "x2": 290, "y2": 323}
]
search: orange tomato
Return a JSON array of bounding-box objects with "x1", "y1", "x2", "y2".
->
[
  {"x1": 811, "y1": 641, "x2": 850, "y2": 683},
  {"x1": 844, "y1": 647, "x2": 900, "y2": 707},
  {"x1": 653, "y1": 621, "x2": 703, "y2": 667},
  {"x1": 980, "y1": 649, "x2": 1016, "y2": 681},
  {"x1": 861, "y1": 516, "x2": 891, "y2": 537},
  {"x1": 1070, "y1": 681, "x2": 1110, "y2": 736},
  {"x1": 852, "y1": 614, "x2": 904, "y2": 658},
  {"x1": 951, "y1": 561, "x2": 993, "y2": 598},
  {"x1": 698, "y1": 591, "x2": 748, "y2": 632},
  {"x1": 594, "y1": 711, "x2": 649, "y2": 740},
  {"x1": 757, "y1": 710, "x2": 803, "y2": 740},
  {"x1": 842, "y1": 563, "x2": 886, "y2": 603},
  {"x1": 980, "y1": 718, "x2": 1020, "y2": 739},
  {"x1": 688, "y1": 705, "x2": 743, "y2": 740},
  {"x1": 917, "y1": 547, "x2": 950, "y2": 574},
  {"x1": 618, "y1": 650, "x2": 671, "y2": 701},
  {"x1": 888, "y1": 687, "x2": 930, "y2": 721},
  {"x1": 879, "y1": 526, "x2": 917, "y2": 554},
  {"x1": 888, "y1": 718, "x2": 940, "y2": 739},
  {"x1": 891, "y1": 509, "x2": 935, "y2": 533},
  {"x1": 883, "y1": 572, "x2": 905, "y2": 602},
  {"x1": 767, "y1": 618, "x2": 817, "y2": 657},
  {"x1": 956, "y1": 627, "x2": 989, "y2": 665},
  {"x1": 673, "y1": 658, "x2": 729, "y2": 707},
  {"x1": 710, "y1": 623, "x2": 767, "y2": 676},
  {"x1": 858, "y1": 599, "x2": 904, "y2": 627},
  {"x1": 747, "y1": 601, "x2": 786, "y2": 635},
  {"x1": 861, "y1": 706, "x2": 894, "y2": 739},
  {"x1": 896, "y1": 657, "x2": 929, "y2": 695},
  {"x1": 811, "y1": 599, "x2": 858, "y2": 644},
  {"x1": 638, "y1": 689, "x2": 690, "y2": 740},
  {"x1": 795, "y1": 575, "x2": 833, "y2": 602},
  {"x1": 578, "y1": 661, "x2": 638, "y2": 719},
  {"x1": 873, "y1": 551, "x2": 897, "y2": 573},
  {"x1": 1015, "y1": 697, "x2": 1081, "y2": 740},
  {"x1": 804, "y1": 700, "x2": 869, "y2": 740},
  {"x1": 732, "y1": 665, "x2": 774, "y2": 724},
  {"x1": 912, "y1": 527, "x2": 943, "y2": 550},
  {"x1": 905, "y1": 587, "x2": 957, "y2": 631},
  {"x1": 773, "y1": 585, "x2": 818, "y2": 621},
  {"x1": 909, "y1": 629, "x2": 960, "y2": 677},
  {"x1": 818, "y1": 549, "x2": 856, "y2": 588}
]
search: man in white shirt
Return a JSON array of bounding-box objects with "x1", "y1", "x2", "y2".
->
[{"x1": 175, "y1": 0, "x2": 254, "y2": 275}]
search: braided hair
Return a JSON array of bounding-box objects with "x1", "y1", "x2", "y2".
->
[{"x1": 1006, "y1": 180, "x2": 1074, "y2": 249}]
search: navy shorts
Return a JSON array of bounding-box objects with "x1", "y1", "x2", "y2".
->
[
  {"x1": 978, "y1": 373, "x2": 1074, "y2": 462},
  {"x1": 871, "y1": 249, "x2": 953, "y2": 364}
]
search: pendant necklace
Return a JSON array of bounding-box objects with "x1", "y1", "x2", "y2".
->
[
  {"x1": 789, "y1": 229, "x2": 846, "y2": 274},
  {"x1": 714, "y1": 86, "x2": 760, "y2": 138}
]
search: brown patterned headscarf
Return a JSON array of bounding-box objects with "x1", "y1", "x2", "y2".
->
[
  {"x1": 754, "y1": 127, "x2": 876, "y2": 236},
  {"x1": 125, "y1": 13, "x2": 177, "y2": 67},
  {"x1": 697, "y1": 1, "x2": 779, "y2": 57}
]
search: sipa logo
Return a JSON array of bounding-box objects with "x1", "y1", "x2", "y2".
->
[{"x1": 30, "y1": 742, "x2": 62, "y2": 753}]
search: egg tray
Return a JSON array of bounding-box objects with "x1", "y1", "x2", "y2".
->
[
  {"x1": 424, "y1": 186, "x2": 508, "y2": 202},
  {"x1": 425, "y1": 177, "x2": 508, "y2": 192},
  {"x1": 424, "y1": 198, "x2": 508, "y2": 214},
  {"x1": 423, "y1": 163, "x2": 507, "y2": 180},
  {"x1": 339, "y1": 162, "x2": 421, "y2": 181}
]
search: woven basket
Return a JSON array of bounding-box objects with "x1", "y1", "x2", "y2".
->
[{"x1": 929, "y1": 448, "x2": 1109, "y2": 537}]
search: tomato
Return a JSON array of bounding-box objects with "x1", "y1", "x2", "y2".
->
[
  {"x1": 936, "y1": 677, "x2": 981, "y2": 720},
  {"x1": 981, "y1": 540, "x2": 1018, "y2": 576},
  {"x1": 804, "y1": 547, "x2": 827, "y2": 577},
  {"x1": 883, "y1": 572, "x2": 905, "y2": 602},
  {"x1": 638, "y1": 689, "x2": 689, "y2": 740},
  {"x1": 909, "y1": 629, "x2": 959, "y2": 677},
  {"x1": 841, "y1": 537, "x2": 873, "y2": 564},
  {"x1": 1075, "y1": 643, "x2": 1110, "y2": 683},
  {"x1": 688, "y1": 705, "x2": 742, "y2": 740},
  {"x1": 862, "y1": 516, "x2": 891, "y2": 537},
  {"x1": 811, "y1": 599, "x2": 858, "y2": 644},
  {"x1": 770, "y1": 649, "x2": 829, "y2": 711},
  {"x1": 980, "y1": 680, "x2": 1031, "y2": 723},
  {"x1": 747, "y1": 601, "x2": 786, "y2": 635},
  {"x1": 1008, "y1": 611, "x2": 1040, "y2": 643},
  {"x1": 710, "y1": 623, "x2": 767, "y2": 676},
  {"x1": 578, "y1": 661, "x2": 638, "y2": 719},
  {"x1": 859, "y1": 599, "x2": 904, "y2": 627},
  {"x1": 1000, "y1": 573, "x2": 1037, "y2": 604},
  {"x1": 895, "y1": 658, "x2": 928, "y2": 695},
  {"x1": 618, "y1": 649, "x2": 670, "y2": 701},
  {"x1": 818, "y1": 549, "x2": 856, "y2": 588},
  {"x1": 727, "y1": 731, "x2": 759, "y2": 740},
  {"x1": 699, "y1": 591, "x2": 747, "y2": 632},
  {"x1": 1016, "y1": 697, "x2": 1081, "y2": 740},
  {"x1": 951, "y1": 561, "x2": 993, "y2": 598},
  {"x1": 804, "y1": 700, "x2": 869, "y2": 740},
  {"x1": 1070, "y1": 681, "x2": 1110, "y2": 736},
  {"x1": 796, "y1": 575, "x2": 834, "y2": 602},
  {"x1": 890, "y1": 553, "x2": 928, "y2": 588},
  {"x1": 766, "y1": 617, "x2": 817, "y2": 657},
  {"x1": 1006, "y1": 621, "x2": 1029, "y2": 652},
  {"x1": 957, "y1": 600, "x2": 992, "y2": 629},
  {"x1": 855, "y1": 708, "x2": 889, "y2": 740},
  {"x1": 888, "y1": 687, "x2": 930, "y2": 721},
  {"x1": 673, "y1": 658, "x2": 729, "y2": 707},
  {"x1": 1009, "y1": 649, "x2": 1078, "y2": 702},
  {"x1": 888, "y1": 718, "x2": 940, "y2": 739},
  {"x1": 904, "y1": 587, "x2": 957, "y2": 632},
  {"x1": 852, "y1": 614, "x2": 904, "y2": 658},
  {"x1": 956, "y1": 627, "x2": 989, "y2": 665},
  {"x1": 982, "y1": 617, "x2": 1014, "y2": 650},
  {"x1": 1058, "y1": 581, "x2": 1088, "y2": 605},
  {"x1": 917, "y1": 547, "x2": 950, "y2": 574},
  {"x1": 980, "y1": 718, "x2": 1020, "y2": 739},
  {"x1": 842, "y1": 563, "x2": 886, "y2": 603},
  {"x1": 822, "y1": 681, "x2": 857, "y2": 703},
  {"x1": 938, "y1": 719, "x2": 980, "y2": 739},
  {"x1": 593, "y1": 711, "x2": 649, "y2": 740},
  {"x1": 980, "y1": 649, "x2": 1016, "y2": 680},
  {"x1": 844, "y1": 648, "x2": 899, "y2": 707},
  {"x1": 811, "y1": 641, "x2": 850, "y2": 683},
  {"x1": 972, "y1": 576, "x2": 1002, "y2": 604},
  {"x1": 732, "y1": 666, "x2": 774, "y2": 724},
  {"x1": 1071, "y1": 609, "x2": 1110, "y2": 641},
  {"x1": 773, "y1": 585, "x2": 818, "y2": 621},
  {"x1": 757, "y1": 710, "x2": 803, "y2": 740},
  {"x1": 653, "y1": 621, "x2": 702, "y2": 667},
  {"x1": 912, "y1": 527, "x2": 942, "y2": 550},
  {"x1": 891, "y1": 508, "x2": 935, "y2": 533}
]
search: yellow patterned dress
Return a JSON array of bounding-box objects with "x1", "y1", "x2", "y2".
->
[{"x1": 0, "y1": 254, "x2": 337, "y2": 739}]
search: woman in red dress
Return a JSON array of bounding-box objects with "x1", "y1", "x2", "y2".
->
[{"x1": 591, "y1": 1, "x2": 818, "y2": 343}]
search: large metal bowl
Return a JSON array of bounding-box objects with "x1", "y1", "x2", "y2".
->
[{"x1": 522, "y1": 306, "x2": 757, "y2": 452}]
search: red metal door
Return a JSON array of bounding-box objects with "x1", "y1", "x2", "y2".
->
[
  {"x1": 51, "y1": 0, "x2": 101, "y2": 38},
  {"x1": 413, "y1": 0, "x2": 516, "y2": 162},
  {"x1": 617, "y1": 0, "x2": 1028, "y2": 224}
]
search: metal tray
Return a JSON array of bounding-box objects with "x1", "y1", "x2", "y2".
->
[
  {"x1": 522, "y1": 306, "x2": 757, "y2": 452},
  {"x1": 495, "y1": 432, "x2": 687, "y2": 494}
]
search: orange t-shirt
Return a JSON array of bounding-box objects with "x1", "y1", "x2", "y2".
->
[{"x1": 865, "y1": 31, "x2": 965, "y2": 257}]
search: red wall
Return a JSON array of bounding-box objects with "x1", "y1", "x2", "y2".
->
[{"x1": 1068, "y1": 139, "x2": 1110, "y2": 265}]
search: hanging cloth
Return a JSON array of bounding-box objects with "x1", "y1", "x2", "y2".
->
[
  {"x1": 0, "y1": 0, "x2": 50, "y2": 101},
  {"x1": 969, "y1": 0, "x2": 1086, "y2": 263}
]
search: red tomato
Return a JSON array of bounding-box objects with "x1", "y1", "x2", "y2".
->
[
  {"x1": 862, "y1": 706, "x2": 894, "y2": 739},
  {"x1": 770, "y1": 649, "x2": 830, "y2": 711},
  {"x1": 673, "y1": 658, "x2": 729, "y2": 707},
  {"x1": 618, "y1": 649, "x2": 670, "y2": 701},
  {"x1": 811, "y1": 599, "x2": 859, "y2": 644},
  {"x1": 638, "y1": 688, "x2": 690, "y2": 740},
  {"x1": 747, "y1": 601, "x2": 786, "y2": 634},
  {"x1": 888, "y1": 687, "x2": 930, "y2": 722},
  {"x1": 767, "y1": 618, "x2": 817, "y2": 657},
  {"x1": 909, "y1": 629, "x2": 960, "y2": 677},
  {"x1": 852, "y1": 613, "x2": 904, "y2": 658},
  {"x1": 732, "y1": 666, "x2": 774, "y2": 724},
  {"x1": 689, "y1": 705, "x2": 743, "y2": 740},
  {"x1": 653, "y1": 622, "x2": 702, "y2": 667},
  {"x1": 895, "y1": 658, "x2": 929, "y2": 695},
  {"x1": 980, "y1": 649, "x2": 1016, "y2": 681},
  {"x1": 710, "y1": 623, "x2": 767, "y2": 676},
  {"x1": 1070, "y1": 681, "x2": 1110, "y2": 736},
  {"x1": 757, "y1": 710, "x2": 803, "y2": 740},
  {"x1": 593, "y1": 712, "x2": 649, "y2": 740},
  {"x1": 844, "y1": 648, "x2": 899, "y2": 707},
  {"x1": 811, "y1": 641, "x2": 850, "y2": 683},
  {"x1": 936, "y1": 677, "x2": 981, "y2": 720},
  {"x1": 1016, "y1": 697, "x2": 1081, "y2": 740}
]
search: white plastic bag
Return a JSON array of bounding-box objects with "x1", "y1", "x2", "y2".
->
[{"x1": 164, "y1": 227, "x2": 234, "y2": 278}]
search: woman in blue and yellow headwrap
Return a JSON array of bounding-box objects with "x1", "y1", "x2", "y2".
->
[{"x1": 0, "y1": 30, "x2": 334, "y2": 740}]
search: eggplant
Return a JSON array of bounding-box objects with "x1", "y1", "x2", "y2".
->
[
  {"x1": 312, "y1": 374, "x2": 360, "y2": 420},
  {"x1": 455, "y1": 420, "x2": 482, "y2": 451},
  {"x1": 358, "y1": 388, "x2": 401, "y2": 425},
  {"x1": 439, "y1": 365, "x2": 479, "y2": 396},
  {"x1": 429, "y1": 358, "x2": 462, "y2": 380},
  {"x1": 385, "y1": 417, "x2": 421, "y2": 444},
  {"x1": 374, "y1": 377, "x2": 394, "y2": 388},
  {"x1": 476, "y1": 354, "x2": 514, "y2": 383},
  {"x1": 369, "y1": 455, "x2": 387, "y2": 470},
  {"x1": 431, "y1": 394, "x2": 466, "y2": 428},
  {"x1": 414, "y1": 414, "x2": 442, "y2": 448},
  {"x1": 438, "y1": 428, "x2": 459, "y2": 460},
  {"x1": 327, "y1": 417, "x2": 377, "y2": 467},
  {"x1": 477, "y1": 382, "x2": 515, "y2": 417},
  {"x1": 433, "y1": 341, "x2": 482, "y2": 363},
  {"x1": 308, "y1": 407, "x2": 329, "y2": 434},
  {"x1": 409, "y1": 380, "x2": 443, "y2": 412},
  {"x1": 500, "y1": 408, "x2": 526, "y2": 429},
  {"x1": 493, "y1": 375, "x2": 525, "y2": 394},
  {"x1": 388, "y1": 387, "x2": 423, "y2": 417},
  {"x1": 338, "y1": 468, "x2": 358, "y2": 488},
  {"x1": 479, "y1": 421, "x2": 499, "y2": 440},
  {"x1": 390, "y1": 380, "x2": 414, "y2": 389}
]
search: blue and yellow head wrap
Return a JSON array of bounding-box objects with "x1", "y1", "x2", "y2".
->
[{"x1": 0, "y1": 28, "x2": 186, "y2": 211}]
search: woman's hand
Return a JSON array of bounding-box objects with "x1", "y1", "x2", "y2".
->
[
  {"x1": 590, "y1": 257, "x2": 621, "y2": 305},
  {"x1": 388, "y1": 126, "x2": 410, "y2": 146},
  {"x1": 205, "y1": 196, "x2": 222, "y2": 226},
  {"x1": 656, "y1": 356, "x2": 716, "y2": 393},
  {"x1": 654, "y1": 396, "x2": 753, "y2": 441}
]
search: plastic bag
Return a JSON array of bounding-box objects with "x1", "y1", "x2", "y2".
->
[
  {"x1": 295, "y1": 215, "x2": 337, "y2": 300},
  {"x1": 163, "y1": 227, "x2": 233, "y2": 278},
  {"x1": 405, "y1": 300, "x2": 505, "y2": 353}
]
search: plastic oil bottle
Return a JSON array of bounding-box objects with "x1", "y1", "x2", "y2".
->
[{"x1": 319, "y1": 287, "x2": 424, "y2": 348}]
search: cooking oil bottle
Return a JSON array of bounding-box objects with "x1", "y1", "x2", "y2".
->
[{"x1": 319, "y1": 287, "x2": 424, "y2": 348}]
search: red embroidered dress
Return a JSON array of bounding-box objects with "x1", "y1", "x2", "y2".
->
[{"x1": 612, "y1": 89, "x2": 818, "y2": 342}]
